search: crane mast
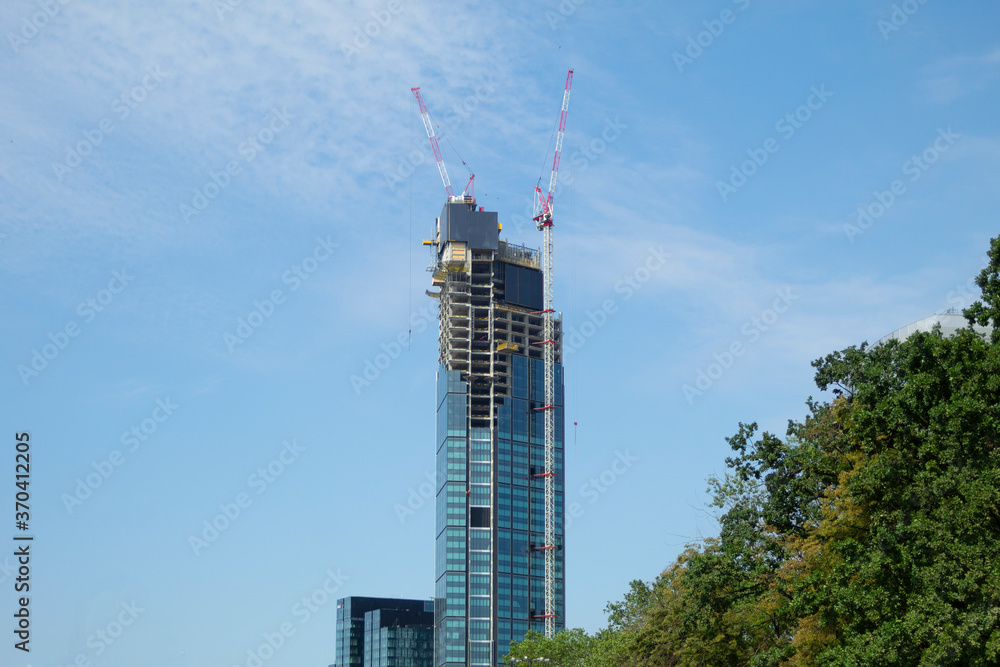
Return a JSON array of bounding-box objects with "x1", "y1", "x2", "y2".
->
[{"x1": 534, "y1": 68, "x2": 573, "y2": 640}]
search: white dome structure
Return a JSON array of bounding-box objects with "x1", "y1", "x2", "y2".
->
[{"x1": 876, "y1": 308, "x2": 993, "y2": 347}]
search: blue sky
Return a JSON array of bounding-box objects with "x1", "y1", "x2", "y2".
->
[{"x1": 2, "y1": 0, "x2": 999, "y2": 665}]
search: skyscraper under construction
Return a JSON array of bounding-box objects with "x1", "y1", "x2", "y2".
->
[{"x1": 427, "y1": 199, "x2": 565, "y2": 666}]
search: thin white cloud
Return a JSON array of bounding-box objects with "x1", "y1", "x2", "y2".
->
[{"x1": 921, "y1": 46, "x2": 1000, "y2": 104}]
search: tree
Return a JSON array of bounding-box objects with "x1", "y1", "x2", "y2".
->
[
  {"x1": 512, "y1": 236, "x2": 1000, "y2": 665},
  {"x1": 502, "y1": 627, "x2": 593, "y2": 666},
  {"x1": 964, "y1": 235, "x2": 1000, "y2": 343}
]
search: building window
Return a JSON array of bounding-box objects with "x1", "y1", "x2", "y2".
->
[{"x1": 512, "y1": 355, "x2": 527, "y2": 399}]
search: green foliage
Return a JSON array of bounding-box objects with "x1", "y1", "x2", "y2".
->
[
  {"x1": 964, "y1": 235, "x2": 1000, "y2": 343},
  {"x1": 509, "y1": 236, "x2": 1000, "y2": 666},
  {"x1": 604, "y1": 579, "x2": 654, "y2": 632},
  {"x1": 502, "y1": 628, "x2": 594, "y2": 666}
]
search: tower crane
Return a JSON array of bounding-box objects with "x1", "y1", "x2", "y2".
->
[{"x1": 533, "y1": 68, "x2": 573, "y2": 640}]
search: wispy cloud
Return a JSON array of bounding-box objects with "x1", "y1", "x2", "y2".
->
[
  {"x1": 0, "y1": 1, "x2": 573, "y2": 266},
  {"x1": 921, "y1": 47, "x2": 1000, "y2": 103}
]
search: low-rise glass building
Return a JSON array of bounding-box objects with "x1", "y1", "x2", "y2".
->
[{"x1": 336, "y1": 597, "x2": 434, "y2": 667}]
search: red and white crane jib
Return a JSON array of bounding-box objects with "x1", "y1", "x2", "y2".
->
[
  {"x1": 411, "y1": 87, "x2": 454, "y2": 201},
  {"x1": 534, "y1": 69, "x2": 574, "y2": 223}
]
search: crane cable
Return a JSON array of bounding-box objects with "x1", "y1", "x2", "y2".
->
[{"x1": 408, "y1": 93, "x2": 414, "y2": 351}]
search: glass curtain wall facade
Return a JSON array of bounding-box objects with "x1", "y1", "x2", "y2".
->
[
  {"x1": 337, "y1": 597, "x2": 434, "y2": 667},
  {"x1": 363, "y1": 607, "x2": 434, "y2": 667},
  {"x1": 429, "y1": 200, "x2": 565, "y2": 667}
]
